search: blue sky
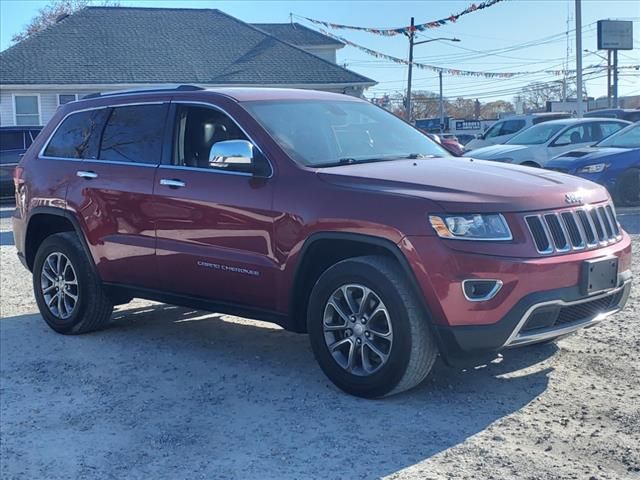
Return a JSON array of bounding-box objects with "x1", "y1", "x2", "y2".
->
[{"x1": 1, "y1": 0, "x2": 638, "y2": 102}]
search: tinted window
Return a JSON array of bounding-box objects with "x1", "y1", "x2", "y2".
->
[
  {"x1": 173, "y1": 105, "x2": 249, "y2": 171},
  {"x1": 44, "y1": 110, "x2": 109, "y2": 159},
  {"x1": 58, "y1": 94, "x2": 76, "y2": 105},
  {"x1": 100, "y1": 104, "x2": 168, "y2": 164},
  {"x1": 624, "y1": 112, "x2": 640, "y2": 122},
  {"x1": 499, "y1": 119, "x2": 526, "y2": 135},
  {"x1": 532, "y1": 115, "x2": 570, "y2": 125},
  {"x1": 1, "y1": 131, "x2": 24, "y2": 150}
]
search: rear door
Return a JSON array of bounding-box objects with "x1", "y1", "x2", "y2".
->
[
  {"x1": 62, "y1": 100, "x2": 170, "y2": 289},
  {"x1": 153, "y1": 102, "x2": 278, "y2": 310}
]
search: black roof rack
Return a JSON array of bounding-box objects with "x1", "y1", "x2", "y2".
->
[{"x1": 82, "y1": 84, "x2": 204, "y2": 100}]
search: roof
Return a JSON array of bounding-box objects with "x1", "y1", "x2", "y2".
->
[
  {"x1": 0, "y1": 7, "x2": 374, "y2": 88},
  {"x1": 251, "y1": 23, "x2": 344, "y2": 47},
  {"x1": 197, "y1": 87, "x2": 366, "y2": 102}
]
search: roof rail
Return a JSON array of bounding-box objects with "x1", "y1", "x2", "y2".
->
[{"x1": 82, "y1": 84, "x2": 204, "y2": 100}]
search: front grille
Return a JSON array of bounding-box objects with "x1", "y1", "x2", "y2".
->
[
  {"x1": 521, "y1": 290, "x2": 622, "y2": 333},
  {"x1": 525, "y1": 202, "x2": 621, "y2": 255}
]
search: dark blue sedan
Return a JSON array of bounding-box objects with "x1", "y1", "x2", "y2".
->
[{"x1": 546, "y1": 122, "x2": 639, "y2": 206}]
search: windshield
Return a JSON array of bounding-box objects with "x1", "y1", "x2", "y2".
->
[
  {"x1": 596, "y1": 123, "x2": 640, "y2": 148},
  {"x1": 243, "y1": 100, "x2": 450, "y2": 167},
  {"x1": 506, "y1": 122, "x2": 567, "y2": 145}
]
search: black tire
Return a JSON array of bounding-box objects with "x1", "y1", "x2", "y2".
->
[
  {"x1": 614, "y1": 168, "x2": 640, "y2": 206},
  {"x1": 307, "y1": 255, "x2": 437, "y2": 398},
  {"x1": 33, "y1": 232, "x2": 113, "y2": 334}
]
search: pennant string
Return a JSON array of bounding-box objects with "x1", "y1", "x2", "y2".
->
[
  {"x1": 297, "y1": 0, "x2": 507, "y2": 36},
  {"x1": 318, "y1": 29, "x2": 639, "y2": 79}
]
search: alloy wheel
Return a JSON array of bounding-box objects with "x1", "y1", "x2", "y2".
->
[
  {"x1": 322, "y1": 284, "x2": 393, "y2": 376},
  {"x1": 40, "y1": 252, "x2": 79, "y2": 320}
]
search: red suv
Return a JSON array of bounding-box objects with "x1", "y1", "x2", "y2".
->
[{"x1": 12, "y1": 86, "x2": 633, "y2": 397}]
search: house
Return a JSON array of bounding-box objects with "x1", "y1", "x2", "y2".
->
[
  {"x1": 251, "y1": 23, "x2": 345, "y2": 63},
  {"x1": 0, "y1": 7, "x2": 375, "y2": 126}
]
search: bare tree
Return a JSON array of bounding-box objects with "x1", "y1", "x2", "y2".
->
[
  {"x1": 480, "y1": 100, "x2": 515, "y2": 119},
  {"x1": 11, "y1": 0, "x2": 119, "y2": 44}
]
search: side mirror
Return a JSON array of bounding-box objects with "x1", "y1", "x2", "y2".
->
[
  {"x1": 552, "y1": 140, "x2": 571, "y2": 147},
  {"x1": 209, "y1": 140, "x2": 269, "y2": 177}
]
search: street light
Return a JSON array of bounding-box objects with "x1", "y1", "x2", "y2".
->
[{"x1": 405, "y1": 16, "x2": 461, "y2": 126}]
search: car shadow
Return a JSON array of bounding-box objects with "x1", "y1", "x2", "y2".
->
[{"x1": 1, "y1": 304, "x2": 556, "y2": 479}]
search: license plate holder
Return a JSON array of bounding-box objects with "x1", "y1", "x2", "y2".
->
[{"x1": 581, "y1": 257, "x2": 618, "y2": 295}]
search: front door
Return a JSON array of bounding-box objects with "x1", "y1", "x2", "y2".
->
[{"x1": 153, "y1": 103, "x2": 278, "y2": 310}]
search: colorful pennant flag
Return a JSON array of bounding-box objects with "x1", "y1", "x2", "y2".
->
[{"x1": 298, "y1": 0, "x2": 507, "y2": 36}]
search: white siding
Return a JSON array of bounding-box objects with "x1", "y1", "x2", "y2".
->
[
  {"x1": 1, "y1": 87, "x2": 113, "y2": 126},
  {"x1": 302, "y1": 46, "x2": 338, "y2": 64}
]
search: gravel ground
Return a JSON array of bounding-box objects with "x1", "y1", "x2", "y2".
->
[{"x1": 1, "y1": 205, "x2": 639, "y2": 480}]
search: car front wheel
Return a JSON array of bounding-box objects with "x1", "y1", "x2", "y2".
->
[{"x1": 307, "y1": 255, "x2": 438, "y2": 398}]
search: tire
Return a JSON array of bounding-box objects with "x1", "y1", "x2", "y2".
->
[
  {"x1": 33, "y1": 232, "x2": 113, "y2": 334},
  {"x1": 614, "y1": 168, "x2": 640, "y2": 206},
  {"x1": 307, "y1": 255, "x2": 438, "y2": 398}
]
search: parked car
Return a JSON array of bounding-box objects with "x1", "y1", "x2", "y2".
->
[
  {"x1": 12, "y1": 86, "x2": 632, "y2": 398},
  {"x1": 0, "y1": 126, "x2": 41, "y2": 199},
  {"x1": 546, "y1": 122, "x2": 640, "y2": 206},
  {"x1": 465, "y1": 113, "x2": 572, "y2": 151},
  {"x1": 584, "y1": 108, "x2": 640, "y2": 123},
  {"x1": 469, "y1": 118, "x2": 630, "y2": 167},
  {"x1": 451, "y1": 133, "x2": 475, "y2": 146},
  {"x1": 421, "y1": 131, "x2": 465, "y2": 156}
]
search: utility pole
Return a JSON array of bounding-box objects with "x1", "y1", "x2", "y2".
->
[
  {"x1": 613, "y1": 49, "x2": 619, "y2": 108},
  {"x1": 406, "y1": 17, "x2": 415, "y2": 121},
  {"x1": 575, "y1": 0, "x2": 583, "y2": 117},
  {"x1": 438, "y1": 71, "x2": 444, "y2": 133},
  {"x1": 405, "y1": 17, "x2": 460, "y2": 123}
]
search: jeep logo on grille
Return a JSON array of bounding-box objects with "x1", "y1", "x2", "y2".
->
[{"x1": 564, "y1": 193, "x2": 584, "y2": 205}]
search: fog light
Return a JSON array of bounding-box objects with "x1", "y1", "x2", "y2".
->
[{"x1": 462, "y1": 279, "x2": 503, "y2": 302}]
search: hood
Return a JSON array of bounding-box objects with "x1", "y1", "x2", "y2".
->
[
  {"x1": 316, "y1": 157, "x2": 609, "y2": 212},
  {"x1": 548, "y1": 147, "x2": 633, "y2": 165},
  {"x1": 467, "y1": 144, "x2": 533, "y2": 160}
]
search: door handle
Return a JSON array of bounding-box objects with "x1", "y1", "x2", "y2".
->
[
  {"x1": 160, "y1": 178, "x2": 186, "y2": 189},
  {"x1": 76, "y1": 170, "x2": 98, "y2": 179}
]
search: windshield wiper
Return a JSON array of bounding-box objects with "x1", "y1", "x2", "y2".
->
[{"x1": 316, "y1": 154, "x2": 441, "y2": 168}]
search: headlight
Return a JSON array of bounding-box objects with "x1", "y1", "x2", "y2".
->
[
  {"x1": 579, "y1": 163, "x2": 609, "y2": 173},
  {"x1": 429, "y1": 214, "x2": 512, "y2": 240}
]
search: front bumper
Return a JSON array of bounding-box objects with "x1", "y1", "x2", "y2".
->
[{"x1": 400, "y1": 232, "x2": 633, "y2": 364}]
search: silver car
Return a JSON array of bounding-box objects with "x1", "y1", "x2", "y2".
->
[{"x1": 468, "y1": 118, "x2": 630, "y2": 168}]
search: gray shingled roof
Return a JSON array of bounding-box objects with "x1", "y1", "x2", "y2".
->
[
  {"x1": 252, "y1": 23, "x2": 344, "y2": 47},
  {"x1": 0, "y1": 7, "x2": 374, "y2": 87}
]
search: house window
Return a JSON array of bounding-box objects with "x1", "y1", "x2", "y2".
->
[
  {"x1": 58, "y1": 94, "x2": 77, "y2": 105},
  {"x1": 14, "y1": 95, "x2": 40, "y2": 126}
]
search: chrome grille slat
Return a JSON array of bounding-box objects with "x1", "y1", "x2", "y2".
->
[{"x1": 525, "y1": 202, "x2": 621, "y2": 255}]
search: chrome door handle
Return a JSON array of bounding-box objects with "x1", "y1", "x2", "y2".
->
[
  {"x1": 160, "y1": 178, "x2": 186, "y2": 188},
  {"x1": 76, "y1": 170, "x2": 98, "y2": 179}
]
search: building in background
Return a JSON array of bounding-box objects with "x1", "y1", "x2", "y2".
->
[{"x1": 0, "y1": 7, "x2": 375, "y2": 126}]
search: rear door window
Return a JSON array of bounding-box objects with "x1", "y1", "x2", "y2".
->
[
  {"x1": 99, "y1": 104, "x2": 168, "y2": 165},
  {"x1": 43, "y1": 109, "x2": 109, "y2": 159},
  {"x1": 499, "y1": 119, "x2": 526, "y2": 135}
]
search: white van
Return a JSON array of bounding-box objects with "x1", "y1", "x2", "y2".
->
[{"x1": 465, "y1": 112, "x2": 571, "y2": 151}]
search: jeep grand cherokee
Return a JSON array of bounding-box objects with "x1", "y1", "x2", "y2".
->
[{"x1": 11, "y1": 86, "x2": 632, "y2": 397}]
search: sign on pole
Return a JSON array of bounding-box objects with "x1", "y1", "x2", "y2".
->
[{"x1": 597, "y1": 20, "x2": 633, "y2": 50}]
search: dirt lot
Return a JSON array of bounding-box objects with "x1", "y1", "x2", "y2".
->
[{"x1": 1, "y1": 205, "x2": 639, "y2": 480}]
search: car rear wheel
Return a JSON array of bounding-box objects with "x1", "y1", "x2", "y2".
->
[
  {"x1": 307, "y1": 255, "x2": 437, "y2": 398},
  {"x1": 33, "y1": 232, "x2": 113, "y2": 334},
  {"x1": 615, "y1": 168, "x2": 640, "y2": 206}
]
